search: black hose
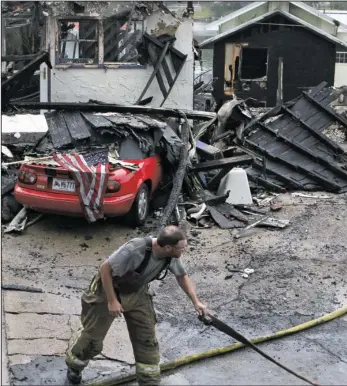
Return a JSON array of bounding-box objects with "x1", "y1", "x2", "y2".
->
[{"x1": 200, "y1": 313, "x2": 320, "y2": 386}]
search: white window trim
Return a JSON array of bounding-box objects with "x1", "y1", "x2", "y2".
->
[
  {"x1": 336, "y1": 51, "x2": 347, "y2": 64},
  {"x1": 55, "y1": 17, "x2": 146, "y2": 69}
]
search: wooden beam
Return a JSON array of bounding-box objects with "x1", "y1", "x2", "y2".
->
[
  {"x1": 302, "y1": 90, "x2": 347, "y2": 130},
  {"x1": 191, "y1": 155, "x2": 254, "y2": 172},
  {"x1": 136, "y1": 41, "x2": 170, "y2": 104},
  {"x1": 147, "y1": 42, "x2": 168, "y2": 99},
  {"x1": 160, "y1": 53, "x2": 187, "y2": 107},
  {"x1": 196, "y1": 140, "x2": 222, "y2": 160},
  {"x1": 10, "y1": 101, "x2": 216, "y2": 121}
]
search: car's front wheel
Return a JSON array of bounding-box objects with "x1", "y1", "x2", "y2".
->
[{"x1": 126, "y1": 183, "x2": 149, "y2": 227}]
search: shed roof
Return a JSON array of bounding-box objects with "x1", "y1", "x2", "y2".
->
[
  {"x1": 204, "y1": 2, "x2": 266, "y2": 31},
  {"x1": 204, "y1": 1, "x2": 347, "y2": 32},
  {"x1": 200, "y1": 9, "x2": 347, "y2": 49}
]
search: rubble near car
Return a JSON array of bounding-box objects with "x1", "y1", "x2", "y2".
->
[
  {"x1": 4, "y1": 83, "x2": 347, "y2": 234},
  {"x1": 178, "y1": 82, "x2": 347, "y2": 231},
  {"x1": 7, "y1": 109, "x2": 184, "y2": 226},
  {"x1": 1, "y1": 101, "x2": 217, "y2": 227}
]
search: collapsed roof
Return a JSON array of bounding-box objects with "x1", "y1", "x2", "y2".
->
[{"x1": 203, "y1": 82, "x2": 347, "y2": 193}]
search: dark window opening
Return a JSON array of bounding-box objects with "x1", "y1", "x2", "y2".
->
[
  {"x1": 103, "y1": 18, "x2": 144, "y2": 63},
  {"x1": 240, "y1": 47, "x2": 267, "y2": 79},
  {"x1": 58, "y1": 20, "x2": 98, "y2": 64}
]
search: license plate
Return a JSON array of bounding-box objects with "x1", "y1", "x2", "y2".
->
[{"x1": 52, "y1": 178, "x2": 76, "y2": 192}]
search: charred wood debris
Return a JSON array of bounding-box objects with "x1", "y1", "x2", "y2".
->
[
  {"x1": 2, "y1": 81, "x2": 347, "y2": 234},
  {"x1": 2, "y1": 0, "x2": 347, "y2": 233}
]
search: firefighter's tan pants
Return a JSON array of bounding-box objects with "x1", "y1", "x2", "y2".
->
[{"x1": 65, "y1": 277, "x2": 160, "y2": 386}]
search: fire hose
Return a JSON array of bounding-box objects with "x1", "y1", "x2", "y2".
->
[
  {"x1": 88, "y1": 306, "x2": 347, "y2": 386},
  {"x1": 198, "y1": 313, "x2": 319, "y2": 386}
]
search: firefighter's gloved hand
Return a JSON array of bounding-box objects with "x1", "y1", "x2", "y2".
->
[
  {"x1": 194, "y1": 300, "x2": 208, "y2": 316},
  {"x1": 108, "y1": 299, "x2": 124, "y2": 317}
]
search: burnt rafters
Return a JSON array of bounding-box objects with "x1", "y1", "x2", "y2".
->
[
  {"x1": 136, "y1": 33, "x2": 187, "y2": 106},
  {"x1": 309, "y1": 82, "x2": 329, "y2": 98},
  {"x1": 160, "y1": 55, "x2": 186, "y2": 107},
  {"x1": 161, "y1": 56, "x2": 174, "y2": 86},
  {"x1": 242, "y1": 104, "x2": 283, "y2": 137},
  {"x1": 147, "y1": 42, "x2": 170, "y2": 98},
  {"x1": 282, "y1": 105, "x2": 345, "y2": 154},
  {"x1": 302, "y1": 90, "x2": 347, "y2": 129},
  {"x1": 254, "y1": 121, "x2": 347, "y2": 180},
  {"x1": 251, "y1": 161, "x2": 308, "y2": 190},
  {"x1": 1, "y1": 54, "x2": 38, "y2": 62},
  {"x1": 2, "y1": 51, "x2": 52, "y2": 110},
  {"x1": 252, "y1": 158, "x2": 319, "y2": 190},
  {"x1": 136, "y1": 41, "x2": 171, "y2": 104},
  {"x1": 190, "y1": 154, "x2": 254, "y2": 172},
  {"x1": 245, "y1": 139, "x2": 341, "y2": 192},
  {"x1": 246, "y1": 170, "x2": 287, "y2": 193}
]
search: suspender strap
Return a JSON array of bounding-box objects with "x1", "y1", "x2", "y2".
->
[
  {"x1": 133, "y1": 237, "x2": 171, "y2": 282},
  {"x1": 154, "y1": 257, "x2": 172, "y2": 281},
  {"x1": 134, "y1": 237, "x2": 152, "y2": 274}
]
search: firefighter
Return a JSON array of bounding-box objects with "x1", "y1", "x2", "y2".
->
[{"x1": 65, "y1": 225, "x2": 208, "y2": 385}]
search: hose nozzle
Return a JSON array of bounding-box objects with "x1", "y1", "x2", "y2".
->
[{"x1": 198, "y1": 313, "x2": 213, "y2": 326}]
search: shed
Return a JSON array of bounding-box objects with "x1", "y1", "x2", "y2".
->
[{"x1": 200, "y1": 4, "x2": 347, "y2": 107}]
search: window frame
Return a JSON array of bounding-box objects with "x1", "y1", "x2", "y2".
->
[
  {"x1": 55, "y1": 16, "x2": 146, "y2": 69},
  {"x1": 57, "y1": 18, "x2": 99, "y2": 65},
  {"x1": 336, "y1": 51, "x2": 347, "y2": 64}
]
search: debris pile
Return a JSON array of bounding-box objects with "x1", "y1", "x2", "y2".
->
[
  {"x1": 193, "y1": 82, "x2": 347, "y2": 193},
  {"x1": 2, "y1": 83, "x2": 347, "y2": 234},
  {"x1": 239, "y1": 82, "x2": 347, "y2": 193}
]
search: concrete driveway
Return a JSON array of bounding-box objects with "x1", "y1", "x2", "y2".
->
[{"x1": 2, "y1": 192, "x2": 347, "y2": 385}]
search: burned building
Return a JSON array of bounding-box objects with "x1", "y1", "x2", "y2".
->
[
  {"x1": 200, "y1": 1, "x2": 347, "y2": 107},
  {"x1": 39, "y1": 1, "x2": 194, "y2": 109}
]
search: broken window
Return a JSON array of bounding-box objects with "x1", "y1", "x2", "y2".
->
[
  {"x1": 240, "y1": 48, "x2": 268, "y2": 79},
  {"x1": 58, "y1": 19, "x2": 98, "y2": 64},
  {"x1": 336, "y1": 52, "x2": 347, "y2": 63},
  {"x1": 103, "y1": 18, "x2": 144, "y2": 63}
]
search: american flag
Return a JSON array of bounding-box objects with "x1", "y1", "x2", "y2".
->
[{"x1": 53, "y1": 150, "x2": 109, "y2": 222}]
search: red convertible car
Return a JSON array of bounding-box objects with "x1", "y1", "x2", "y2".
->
[{"x1": 14, "y1": 140, "x2": 163, "y2": 226}]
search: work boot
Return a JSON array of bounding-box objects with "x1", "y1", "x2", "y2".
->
[{"x1": 67, "y1": 366, "x2": 82, "y2": 385}]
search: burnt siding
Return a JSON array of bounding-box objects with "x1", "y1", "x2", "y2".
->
[
  {"x1": 212, "y1": 15, "x2": 336, "y2": 106},
  {"x1": 212, "y1": 42, "x2": 226, "y2": 103}
]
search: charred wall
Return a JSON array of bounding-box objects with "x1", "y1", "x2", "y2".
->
[{"x1": 212, "y1": 14, "x2": 336, "y2": 106}]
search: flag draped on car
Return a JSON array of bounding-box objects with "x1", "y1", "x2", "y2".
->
[{"x1": 53, "y1": 151, "x2": 109, "y2": 222}]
